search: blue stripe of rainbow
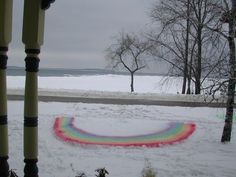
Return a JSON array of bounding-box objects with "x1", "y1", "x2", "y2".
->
[{"x1": 54, "y1": 117, "x2": 196, "y2": 147}]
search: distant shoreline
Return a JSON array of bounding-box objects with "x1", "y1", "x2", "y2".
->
[{"x1": 7, "y1": 66, "x2": 166, "y2": 77}]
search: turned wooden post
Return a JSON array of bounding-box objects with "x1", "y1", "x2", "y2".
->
[
  {"x1": 0, "y1": 0, "x2": 13, "y2": 176},
  {"x1": 22, "y1": 0, "x2": 55, "y2": 176}
]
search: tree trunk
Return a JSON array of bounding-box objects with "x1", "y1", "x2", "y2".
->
[
  {"x1": 221, "y1": 78, "x2": 235, "y2": 142},
  {"x1": 187, "y1": 49, "x2": 193, "y2": 94},
  {"x1": 130, "y1": 72, "x2": 134, "y2": 92},
  {"x1": 193, "y1": 2, "x2": 203, "y2": 95},
  {"x1": 187, "y1": 71, "x2": 192, "y2": 94},
  {"x1": 182, "y1": 0, "x2": 190, "y2": 94},
  {"x1": 195, "y1": 25, "x2": 202, "y2": 94},
  {"x1": 182, "y1": 74, "x2": 187, "y2": 94},
  {"x1": 221, "y1": 15, "x2": 236, "y2": 142}
]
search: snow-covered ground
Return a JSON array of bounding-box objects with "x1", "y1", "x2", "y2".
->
[
  {"x1": 5, "y1": 75, "x2": 236, "y2": 177},
  {"x1": 7, "y1": 75, "x2": 184, "y2": 94}
]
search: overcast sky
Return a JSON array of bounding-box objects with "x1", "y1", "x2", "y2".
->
[{"x1": 8, "y1": 0, "x2": 160, "y2": 71}]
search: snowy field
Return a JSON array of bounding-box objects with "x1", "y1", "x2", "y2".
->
[
  {"x1": 5, "y1": 75, "x2": 236, "y2": 177},
  {"x1": 7, "y1": 75, "x2": 186, "y2": 94}
]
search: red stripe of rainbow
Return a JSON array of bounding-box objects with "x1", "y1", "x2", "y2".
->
[{"x1": 54, "y1": 117, "x2": 196, "y2": 147}]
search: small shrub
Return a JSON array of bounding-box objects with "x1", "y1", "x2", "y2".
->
[
  {"x1": 141, "y1": 160, "x2": 157, "y2": 177},
  {"x1": 95, "y1": 168, "x2": 109, "y2": 177},
  {"x1": 9, "y1": 170, "x2": 18, "y2": 177},
  {"x1": 76, "y1": 172, "x2": 87, "y2": 177}
]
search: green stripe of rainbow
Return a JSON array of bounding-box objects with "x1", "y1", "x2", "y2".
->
[{"x1": 54, "y1": 117, "x2": 196, "y2": 147}]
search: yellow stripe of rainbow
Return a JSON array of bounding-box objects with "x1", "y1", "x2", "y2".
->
[{"x1": 54, "y1": 117, "x2": 195, "y2": 147}]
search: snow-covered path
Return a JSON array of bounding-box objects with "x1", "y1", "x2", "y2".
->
[{"x1": 8, "y1": 88, "x2": 226, "y2": 107}]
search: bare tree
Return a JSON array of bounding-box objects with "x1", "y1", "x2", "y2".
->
[
  {"x1": 183, "y1": 0, "x2": 191, "y2": 94},
  {"x1": 188, "y1": 0, "x2": 223, "y2": 94},
  {"x1": 149, "y1": 0, "x2": 225, "y2": 94},
  {"x1": 150, "y1": 0, "x2": 193, "y2": 94},
  {"x1": 191, "y1": 0, "x2": 235, "y2": 142},
  {"x1": 220, "y1": 0, "x2": 236, "y2": 142},
  {"x1": 106, "y1": 33, "x2": 151, "y2": 92}
]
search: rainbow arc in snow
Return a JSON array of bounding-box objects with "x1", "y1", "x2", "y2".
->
[{"x1": 54, "y1": 117, "x2": 196, "y2": 147}]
